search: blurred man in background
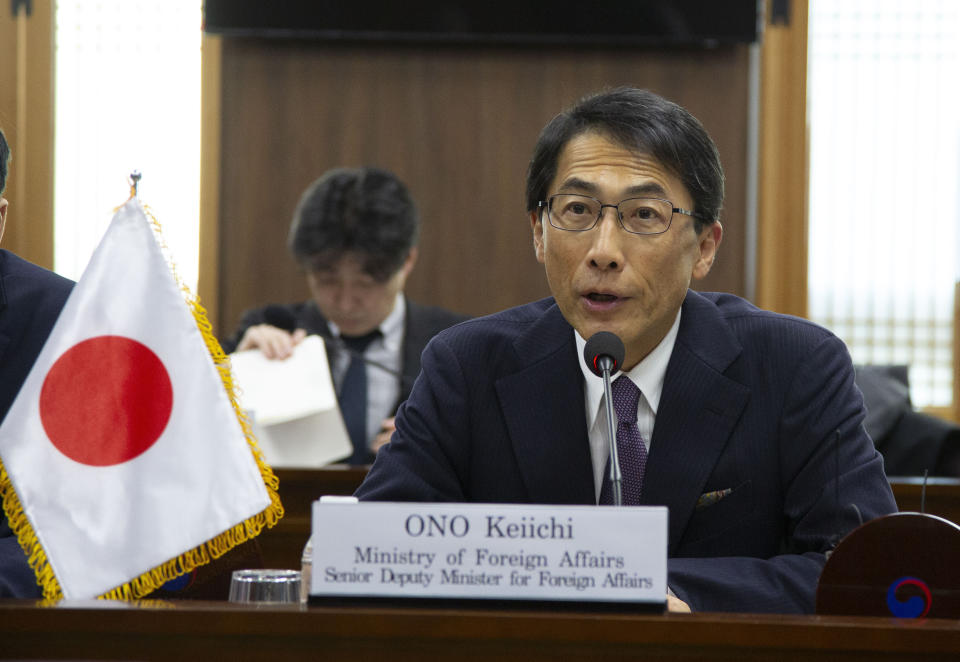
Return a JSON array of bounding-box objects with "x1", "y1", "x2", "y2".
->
[{"x1": 223, "y1": 167, "x2": 467, "y2": 464}]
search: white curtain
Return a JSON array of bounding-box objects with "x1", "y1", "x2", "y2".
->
[
  {"x1": 54, "y1": 0, "x2": 202, "y2": 291},
  {"x1": 808, "y1": 0, "x2": 960, "y2": 407}
]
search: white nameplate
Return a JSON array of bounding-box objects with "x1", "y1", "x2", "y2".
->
[{"x1": 310, "y1": 501, "x2": 667, "y2": 606}]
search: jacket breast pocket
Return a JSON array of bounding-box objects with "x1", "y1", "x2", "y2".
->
[{"x1": 679, "y1": 479, "x2": 754, "y2": 549}]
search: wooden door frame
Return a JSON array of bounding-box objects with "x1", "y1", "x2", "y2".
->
[
  {"x1": 756, "y1": 0, "x2": 809, "y2": 318},
  {"x1": 198, "y1": 34, "x2": 223, "y2": 333},
  {"x1": 0, "y1": 0, "x2": 55, "y2": 270}
]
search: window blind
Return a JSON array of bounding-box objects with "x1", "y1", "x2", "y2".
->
[{"x1": 808, "y1": 0, "x2": 960, "y2": 408}]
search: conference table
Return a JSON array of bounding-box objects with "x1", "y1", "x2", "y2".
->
[
  {"x1": 3, "y1": 470, "x2": 959, "y2": 660},
  {"x1": 3, "y1": 597, "x2": 960, "y2": 660}
]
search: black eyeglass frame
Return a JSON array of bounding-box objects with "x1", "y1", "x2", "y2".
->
[{"x1": 537, "y1": 193, "x2": 712, "y2": 236}]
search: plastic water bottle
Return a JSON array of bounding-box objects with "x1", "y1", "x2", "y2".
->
[{"x1": 300, "y1": 537, "x2": 312, "y2": 605}]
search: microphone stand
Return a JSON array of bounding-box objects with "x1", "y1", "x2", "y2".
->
[
  {"x1": 324, "y1": 334, "x2": 405, "y2": 381},
  {"x1": 599, "y1": 357, "x2": 623, "y2": 507}
]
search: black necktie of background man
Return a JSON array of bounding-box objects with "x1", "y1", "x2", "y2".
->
[{"x1": 339, "y1": 330, "x2": 382, "y2": 465}]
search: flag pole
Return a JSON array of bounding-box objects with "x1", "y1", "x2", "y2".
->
[{"x1": 129, "y1": 171, "x2": 141, "y2": 199}]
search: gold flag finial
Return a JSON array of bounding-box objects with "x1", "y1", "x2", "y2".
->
[{"x1": 129, "y1": 171, "x2": 142, "y2": 199}]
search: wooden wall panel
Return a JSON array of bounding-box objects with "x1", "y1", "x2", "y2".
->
[
  {"x1": 215, "y1": 41, "x2": 750, "y2": 336},
  {"x1": 0, "y1": 2, "x2": 55, "y2": 269}
]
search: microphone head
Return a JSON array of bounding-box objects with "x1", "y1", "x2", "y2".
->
[
  {"x1": 583, "y1": 331, "x2": 625, "y2": 377},
  {"x1": 262, "y1": 305, "x2": 298, "y2": 333}
]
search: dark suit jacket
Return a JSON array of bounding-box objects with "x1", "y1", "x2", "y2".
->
[
  {"x1": 854, "y1": 364, "x2": 960, "y2": 476},
  {"x1": 222, "y1": 298, "x2": 469, "y2": 410},
  {"x1": 0, "y1": 249, "x2": 74, "y2": 598},
  {"x1": 355, "y1": 291, "x2": 898, "y2": 613}
]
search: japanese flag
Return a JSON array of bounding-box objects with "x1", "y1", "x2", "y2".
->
[{"x1": 0, "y1": 199, "x2": 276, "y2": 599}]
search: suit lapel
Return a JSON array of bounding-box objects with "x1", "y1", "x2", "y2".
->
[
  {"x1": 399, "y1": 298, "x2": 424, "y2": 404},
  {"x1": 641, "y1": 291, "x2": 750, "y2": 554},
  {"x1": 495, "y1": 303, "x2": 594, "y2": 505}
]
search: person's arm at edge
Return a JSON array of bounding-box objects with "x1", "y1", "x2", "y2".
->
[{"x1": 0, "y1": 512, "x2": 41, "y2": 598}]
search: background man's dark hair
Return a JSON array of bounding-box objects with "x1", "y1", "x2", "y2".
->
[
  {"x1": 288, "y1": 166, "x2": 419, "y2": 282},
  {"x1": 0, "y1": 128, "x2": 10, "y2": 196},
  {"x1": 525, "y1": 87, "x2": 725, "y2": 233}
]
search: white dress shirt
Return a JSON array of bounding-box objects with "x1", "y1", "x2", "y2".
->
[{"x1": 576, "y1": 309, "x2": 682, "y2": 502}]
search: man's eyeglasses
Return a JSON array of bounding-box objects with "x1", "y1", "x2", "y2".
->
[{"x1": 538, "y1": 194, "x2": 710, "y2": 236}]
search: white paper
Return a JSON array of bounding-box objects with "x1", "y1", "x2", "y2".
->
[
  {"x1": 230, "y1": 335, "x2": 337, "y2": 425},
  {"x1": 230, "y1": 335, "x2": 352, "y2": 467}
]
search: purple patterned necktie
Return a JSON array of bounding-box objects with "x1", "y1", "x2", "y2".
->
[{"x1": 599, "y1": 375, "x2": 647, "y2": 506}]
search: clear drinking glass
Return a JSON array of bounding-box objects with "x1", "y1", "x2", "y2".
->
[{"x1": 228, "y1": 569, "x2": 301, "y2": 604}]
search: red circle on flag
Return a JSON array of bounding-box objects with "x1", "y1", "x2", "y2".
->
[{"x1": 39, "y1": 336, "x2": 173, "y2": 466}]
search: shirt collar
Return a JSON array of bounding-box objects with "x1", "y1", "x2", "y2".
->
[
  {"x1": 576, "y1": 307, "x2": 682, "y2": 430},
  {"x1": 327, "y1": 292, "x2": 406, "y2": 350}
]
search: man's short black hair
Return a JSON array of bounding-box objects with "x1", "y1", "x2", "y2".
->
[
  {"x1": 288, "y1": 167, "x2": 419, "y2": 282},
  {"x1": 0, "y1": 128, "x2": 10, "y2": 196},
  {"x1": 525, "y1": 87, "x2": 724, "y2": 233}
]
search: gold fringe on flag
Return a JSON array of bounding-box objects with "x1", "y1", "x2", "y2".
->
[{"x1": 0, "y1": 196, "x2": 284, "y2": 601}]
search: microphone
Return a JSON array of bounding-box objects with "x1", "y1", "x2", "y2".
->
[
  {"x1": 583, "y1": 331, "x2": 625, "y2": 378},
  {"x1": 921, "y1": 468, "x2": 929, "y2": 514},
  {"x1": 260, "y1": 305, "x2": 405, "y2": 381},
  {"x1": 583, "y1": 332, "x2": 626, "y2": 506},
  {"x1": 830, "y1": 428, "x2": 842, "y2": 549},
  {"x1": 826, "y1": 427, "x2": 866, "y2": 553}
]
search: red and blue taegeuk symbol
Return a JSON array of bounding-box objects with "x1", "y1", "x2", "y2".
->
[{"x1": 886, "y1": 576, "x2": 931, "y2": 618}]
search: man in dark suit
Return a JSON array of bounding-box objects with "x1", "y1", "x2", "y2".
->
[
  {"x1": 0, "y1": 128, "x2": 74, "y2": 597},
  {"x1": 222, "y1": 167, "x2": 467, "y2": 464},
  {"x1": 355, "y1": 88, "x2": 898, "y2": 613}
]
